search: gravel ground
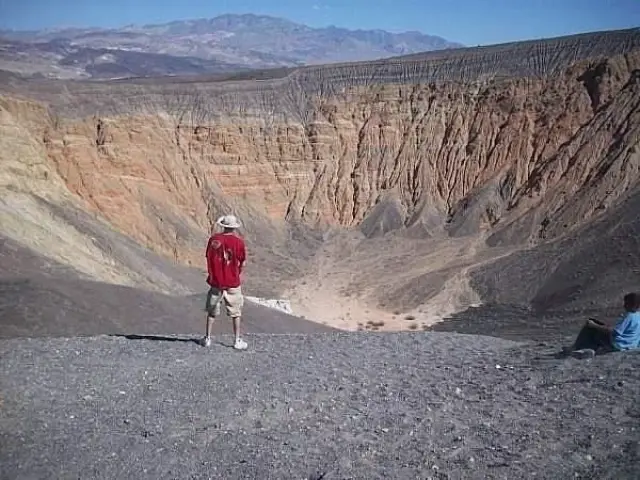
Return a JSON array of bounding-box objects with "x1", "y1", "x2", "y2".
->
[{"x1": 1, "y1": 332, "x2": 639, "y2": 480}]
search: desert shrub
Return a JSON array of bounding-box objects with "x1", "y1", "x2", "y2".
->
[
  {"x1": 405, "y1": 315, "x2": 416, "y2": 321},
  {"x1": 408, "y1": 323, "x2": 418, "y2": 330}
]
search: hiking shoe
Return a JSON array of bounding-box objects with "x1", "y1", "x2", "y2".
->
[
  {"x1": 201, "y1": 336, "x2": 211, "y2": 348},
  {"x1": 555, "y1": 345, "x2": 574, "y2": 358},
  {"x1": 234, "y1": 338, "x2": 248, "y2": 350},
  {"x1": 571, "y1": 348, "x2": 595, "y2": 359}
]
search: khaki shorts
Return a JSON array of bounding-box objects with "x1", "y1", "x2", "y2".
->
[{"x1": 206, "y1": 287, "x2": 244, "y2": 318}]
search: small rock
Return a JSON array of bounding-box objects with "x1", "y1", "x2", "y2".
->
[{"x1": 381, "y1": 428, "x2": 389, "y2": 433}]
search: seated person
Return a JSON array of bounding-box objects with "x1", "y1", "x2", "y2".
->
[{"x1": 564, "y1": 292, "x2": 640, "y2": 358}]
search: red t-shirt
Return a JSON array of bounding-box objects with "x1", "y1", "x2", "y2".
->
[{"x1": 205, "y1": 233, "x2": 246, "y2": 289}]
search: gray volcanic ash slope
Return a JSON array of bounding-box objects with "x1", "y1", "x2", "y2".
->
[
  {"x1": 0, "y1": 233, "x2": 334, "y2": 339},
  {"x1": 429, "y1": 187, "x2": 640, "y2": 342},
  {"x1": 0, "y1": 333, "x2": 639, "y2": 479}
]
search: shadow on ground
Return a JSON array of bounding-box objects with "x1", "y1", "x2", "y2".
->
[
  {"x1": 427, "y1": 303, "x2": 622, "y2": 344},
  {"x1": 109, "y1": 334, "x2": 244, "y2": 349},
  {"x1": 111, "y1": 334, "x2": 202, "y2": 345}
]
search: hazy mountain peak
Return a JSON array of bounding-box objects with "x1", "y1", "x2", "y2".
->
[{"x1": 0, "y1": 13, "x2": 463, "y2": 79}]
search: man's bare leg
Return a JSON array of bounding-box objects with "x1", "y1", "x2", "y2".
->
[
  {"x1": 207, "y1": 314, "x2": 216, "y2": 336},
  {"x1": 232, "y1": 316, "x2": 241, "y2": 342},
  {"x1": 202, "y1": 314, "x2": 215, "y2": 347}
]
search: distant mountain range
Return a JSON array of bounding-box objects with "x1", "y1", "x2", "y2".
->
[{"x1": 0, "y1": 13, "x2": 463, "y2": 80}]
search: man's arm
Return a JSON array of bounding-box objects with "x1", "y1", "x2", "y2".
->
[
  {"x1": 611, "y1": 314, "x2": 631, "y2": 338},
  {"x1": 238, "y1": 240, "x2": 246, "y2": 274},
  {"x1": 205, "y1": 237, "x2": 215, "y2": 277},
  {"x1": 587, "y1": 319, "x2": 613, "y2": 334}
]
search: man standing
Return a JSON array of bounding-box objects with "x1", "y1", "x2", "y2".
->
[{"x1": 202, "y1": 214, "x2": 248, "y2": 350}]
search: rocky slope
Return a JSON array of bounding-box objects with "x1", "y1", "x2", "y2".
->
[
  {"x1": 1, "y1": 28, "x2": 639, "y2": 330},
  {"x1": 0, "y1": 228, "x2": 335, "y2": 338}
]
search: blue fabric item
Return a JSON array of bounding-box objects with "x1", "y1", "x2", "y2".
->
[{"x1": 611, "y1": 311, "x2": 640, "y2": 351}]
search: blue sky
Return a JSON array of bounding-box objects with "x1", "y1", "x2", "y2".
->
[{"x1": 0, "y1": 0, "x2": 638, "y2": 46}]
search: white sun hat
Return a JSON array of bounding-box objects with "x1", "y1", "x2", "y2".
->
[{"x1": 216, "y1": 214, "x2": 242, "y2": 229}]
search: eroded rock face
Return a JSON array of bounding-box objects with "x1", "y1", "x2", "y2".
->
[
  {"x1": 31, "y1": 51, "x2": 640, "y2": 249},
  {"x1": 1, "y1": 32, "x2": 639, "y2": 323}
]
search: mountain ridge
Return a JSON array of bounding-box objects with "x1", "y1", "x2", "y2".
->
[{"x1": 0, "y1": 13, "x2": 462, "y2": 80}]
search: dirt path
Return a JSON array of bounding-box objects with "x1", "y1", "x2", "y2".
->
[
  {"x1": 286, "y1": 231, "x2": 518, "y2": 332},
  {"x1": 286, "y1": 230, "x2": 395, "y2": 330}
]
